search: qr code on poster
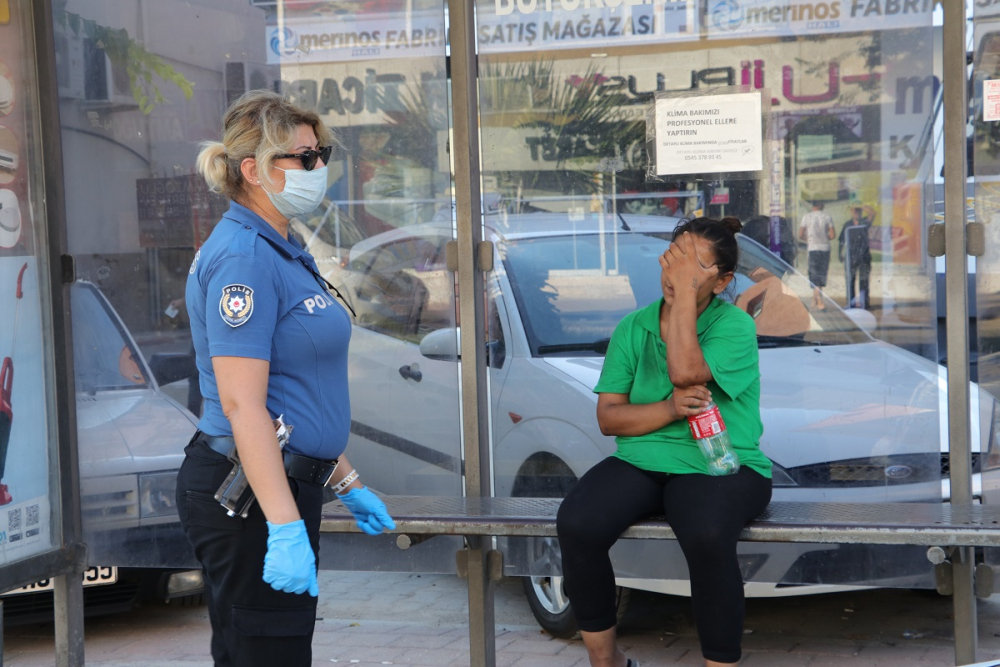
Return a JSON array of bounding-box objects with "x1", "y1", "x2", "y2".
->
[
  {"x1": 26, "y1": 504, "x2": 39, "y2": 527},
  {"x1": 8, "y1": 508, "x2": 21, "y2": 533}
]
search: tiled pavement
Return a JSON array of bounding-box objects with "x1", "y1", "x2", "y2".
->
[{"x1": 6, "y1": 571, "x2": 1000, "y2": 666}]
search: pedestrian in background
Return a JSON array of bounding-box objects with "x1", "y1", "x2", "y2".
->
[
  {"x1": 798, "y1": 201, "x2": 835, "y2": 310},
  {"x1": 177, "y1": 90, "x2": 394, "y2": 667},
  {"x1": 839, "y1": 203, "x2": 874, "y2": 309}
]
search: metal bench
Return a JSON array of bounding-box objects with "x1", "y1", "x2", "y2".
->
[
  {"x1": 322, "y1": 496, "x2": 1000, "y2": 546},
  {"x1": 321, "y1": 497, "x2": 1000, "y2": 666}
]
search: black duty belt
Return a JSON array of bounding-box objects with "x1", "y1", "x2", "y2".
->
[{"x1": 196, "y1": 432, "x2": 339, "y2": 486}]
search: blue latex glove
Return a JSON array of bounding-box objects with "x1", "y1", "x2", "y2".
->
[
  {"x1": 263, "y1": 519, "x2": 319, "y2": 597},
  {"x1": 337, "y1": 487, "x2": 396, "y2": 536}
]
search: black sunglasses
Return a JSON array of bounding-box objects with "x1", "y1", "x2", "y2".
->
[{"x1": 275, "y1": 145, "x2": 333, "y2": 171}]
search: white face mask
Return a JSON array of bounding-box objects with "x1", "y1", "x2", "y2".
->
[{"x1": 264, "y1": 165, "x2": 328, "y2": 219}]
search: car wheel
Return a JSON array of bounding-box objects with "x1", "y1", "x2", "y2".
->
[
  {"x1": 519, "y1": 539, "x2": 632, "y2": 639},
  {"x1": 511, "y1": 457, "x2": 630, "y2": 638},
  {"x1": 521, "y1": 566, "x2": 576, "y2": 638}
]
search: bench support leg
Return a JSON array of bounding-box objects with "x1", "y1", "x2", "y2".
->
[
  {"x1": 465, "y1": 536, "x2": 497, "y2": 667},
  {"x1": 952, "y1": 546, "x2": 978, "y2": 665},
  {"x1": 54, "y1": 573, "x2": 85, "y2": 667}
]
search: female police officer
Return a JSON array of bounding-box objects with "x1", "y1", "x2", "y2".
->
[{"x1": 177, "y1": 90, "x2": 395, "y2": 666}]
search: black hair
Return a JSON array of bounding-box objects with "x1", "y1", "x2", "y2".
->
[{"x1": 672, "y1": 216, "x2": 742, "y2": 275}]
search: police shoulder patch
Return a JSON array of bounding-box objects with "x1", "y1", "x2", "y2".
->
[{"x1": 219, "y1": 284, "x2": 254, "y2": 327}]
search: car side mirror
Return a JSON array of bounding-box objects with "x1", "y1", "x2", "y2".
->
[
  {"x1": 419, "y1": 327, "x2": 460, "y2": 361},
  {"x1": 148, "y1": 352, "x2": 197, "y2": 386}
]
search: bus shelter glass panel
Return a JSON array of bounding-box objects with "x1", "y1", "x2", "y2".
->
[
  {"x1": 57, "y1": 0, "x2": 457, "y2": 581},
  {"x1": 0, "y1": 0, "x2": 65, "y2": 592},
  {"x1": 973, "y1": 1, "x2": 1000, "y2": 573},
  {"x1": 476, "y1": 0, "x2": 953, "y2": 625}
]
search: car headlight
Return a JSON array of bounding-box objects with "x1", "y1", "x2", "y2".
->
[
  {"x1": 984, "y1": 400, "x2": 1000, "y2": 472},
  {"x1": 770, "y1": 462, "x2": 798, "y2": 487},
  {"x1": 139, "y1": 472, "x2": 179, "y2": 519},
  {"x1": 165, "y1": 569, "x2": 205, "y2": 598}
]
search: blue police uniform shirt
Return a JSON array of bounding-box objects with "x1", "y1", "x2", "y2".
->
[{"x1": 185, "y1": 201, "x2": 352, "y2": 460}]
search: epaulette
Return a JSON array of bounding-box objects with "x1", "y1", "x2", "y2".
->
[{"x1": 227, "y1": 222, "x2": 259, "y2": 259}]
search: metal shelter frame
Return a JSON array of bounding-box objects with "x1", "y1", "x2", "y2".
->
[
  {"x1": 941, "y1": 0, "x2": 978, "y2": 662},
  {"x1": 442, "y1": 0, "x2": 983, "y2": 664},
  {"x1": 0, "y1": 3, "x2": 89, "y2": 666},
  {"x1": 0, "y1": 0, "x2": 985, "y2": 665}
]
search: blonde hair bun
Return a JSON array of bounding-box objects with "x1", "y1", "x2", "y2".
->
[
  {"x1": 196, "y1": 141, "x2": 229, "y2": 194},
  {"x1": 195, "y1": 90, "x2": 337, "y2": 200}
]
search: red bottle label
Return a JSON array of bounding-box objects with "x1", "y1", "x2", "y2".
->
[{"x1": 688, "y1": 404, "x2": 726, "y2": 440}]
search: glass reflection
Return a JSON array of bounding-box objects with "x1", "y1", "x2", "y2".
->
[
  {"x1": 476, "y1": 0, "x2": 961, "y2": 614},
  {"x1": 56, "y1": 0, "x2": 455, "y2": 578},
  {"x1": 489, "y1": 213, "x2": 952, "y2": 498},
  {"x1": 974, "y1": 2, "x2": 1000, "y2": 531}
]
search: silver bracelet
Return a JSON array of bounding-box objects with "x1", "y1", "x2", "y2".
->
[{"x1": 331, "y1": 469, "x2": 359, "y2": 495}]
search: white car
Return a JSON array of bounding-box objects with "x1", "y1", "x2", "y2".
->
[{"x1": 332, "y1": 211, "x2": 999, "y2": 637}]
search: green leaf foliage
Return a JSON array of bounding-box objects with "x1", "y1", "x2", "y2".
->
[{"x1": 57, "y1": 7, "x2": 194, "y2": 114}]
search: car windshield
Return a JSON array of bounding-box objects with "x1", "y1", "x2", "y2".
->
[
  {"x1": 291, "y1": 199, "x2": 368, "y2": 259},
  {"x1": 501, "y1": 231, "x2": 872, "y2": 357},
  {"x1": 71, "y1": 284, "x2": 149, "y2": 390},
  {"x1": 616, "y1": 191, "x2": 703, "y2": 219}
]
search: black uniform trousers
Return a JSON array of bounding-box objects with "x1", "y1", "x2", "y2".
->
[
  {"x1": 176, "y1": 435, "x2": 323, "y2": 667},
  {"x1": 557, "y1": 457, "x2": 772, "y2": 664}
]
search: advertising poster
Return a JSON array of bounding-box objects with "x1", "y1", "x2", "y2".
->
[
  {"x1": 986, "y1": 79, "x2": 1000, "y2": 122},
  {"x1": 706, "y1": 0, "x2": 934, "y2": 39},
  {"x1": 0, "y1": 1, "x2": 56, "y2": 563},
  {"x1": 135, "y1": 175, "x2": 227, "y2": 249},
  {"x1": 0, "y1": 260, "x2": 53, "y2": 561},
  {"x1": 653, "y1": 91, "x2": 763, "y2": 175},
  {"x1": 265, "y1": 10, "x2": 446, "y2": 64},
  {"x1": 477, "y1": 0, "x2": 698, "y2": 54}
]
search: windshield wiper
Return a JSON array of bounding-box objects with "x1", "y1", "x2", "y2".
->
[
  {"x1": 537, "y1": 338, "x2": 611, "y2": 355},
  {"x1": 617, "y1": 212, "x2": 631, "y2": 231},
  {"x1": 756, "y1": 335, "x2": 833, "y2": 349}
]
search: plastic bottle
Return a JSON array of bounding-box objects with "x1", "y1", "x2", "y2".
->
[{"x1": 687, "y1": 402, "x2": 740, "y2": 476}]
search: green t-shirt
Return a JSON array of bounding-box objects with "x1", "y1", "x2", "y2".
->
[{"x1": 594, "y1": 297, "x2": 772, "y2": 478}]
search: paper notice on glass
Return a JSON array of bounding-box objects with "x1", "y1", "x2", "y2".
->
[
  {"x1": 654, "y1": 92, "x2": 763, "y2": 176},
  {"x1": 985, "y1": 80, "x2": 1000, "y2": 122}
]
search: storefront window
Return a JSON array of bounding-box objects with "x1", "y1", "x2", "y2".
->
[
  {"x1": 273, "y1": 0, "x2": 459, "y2": 499},
  {"x1": 55, "y1": 0, "x2": 455, "y2": 571},
  {"x1": 475, "y1": 0, "x2": 955, "y2": 605},
  {"x1": 46, "y1": 0, "x2": 981, "y2": 610},
  {"x1": 973, "y1": 0, "x2": 1000, "y2": 530}
]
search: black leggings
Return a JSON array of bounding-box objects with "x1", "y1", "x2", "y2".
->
[{"x1": 556, "y1": 457, "x2": 772, "y2": 664}]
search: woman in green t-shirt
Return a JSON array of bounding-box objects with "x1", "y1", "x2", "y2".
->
[{"x1": 556, "y1": 217, "x2": 773, "y2": 667}]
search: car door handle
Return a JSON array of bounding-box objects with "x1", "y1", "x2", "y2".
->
[{"x1": 398, "y1": 364, "x2": 422, "y2": 382}]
